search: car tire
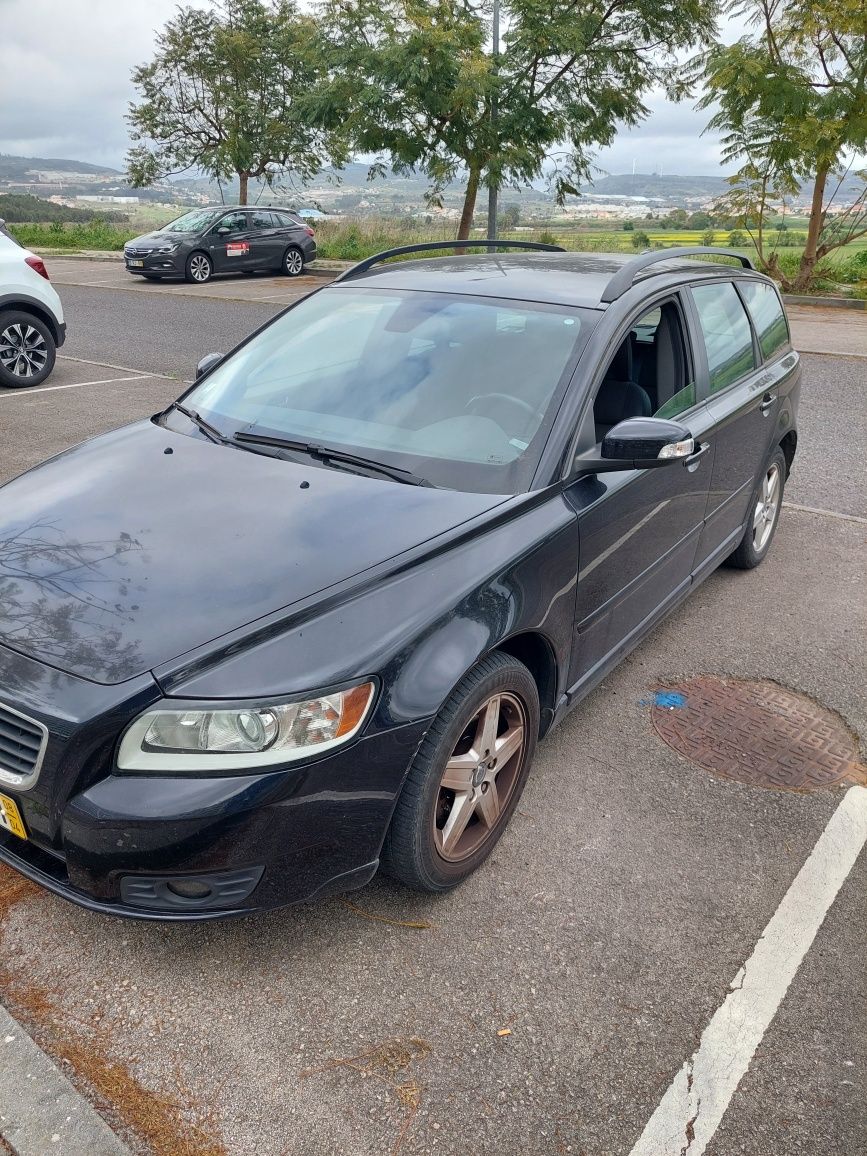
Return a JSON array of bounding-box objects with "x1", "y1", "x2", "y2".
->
[
  {"x1": 0, "y1": 310, "x2": 56, "y2": 388},
  {"x1": 282, "y1": 246, "x2": 305, "y2": 277},
  {"x1": 382, "y1": 651, "x2": 539, "y2": 893},
  {"x1": 185, "y1": 252, "x2": 213, "y2": 284},
  {"x1": 726, "y1": 446, "x2": 787, "y2": 570}
]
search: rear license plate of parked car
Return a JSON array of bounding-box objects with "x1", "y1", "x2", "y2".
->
[
  {"x1": 127, "y1": 260, "x2": 144, "y2": 268},
  {"x1": 0, "y1": 793, "x2": 26, "y2": 840}
]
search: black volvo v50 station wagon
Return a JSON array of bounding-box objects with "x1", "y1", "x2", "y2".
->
[
  {"x1": 124, "y1": 205, "x2": 317, "y2": 284},
  {"x1": 0, "y1": 243, "x2": 800, "y2": 919}
]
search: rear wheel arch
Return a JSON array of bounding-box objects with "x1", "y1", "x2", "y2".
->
[
  {"x1": 0, "y1": 300, "x2": 60, "y2": 344},
  {"x1": 779, "y1": 430, "x2": 797, "y2": 477}
]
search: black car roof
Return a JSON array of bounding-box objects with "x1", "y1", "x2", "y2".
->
[{"x1": 339, "y1": 251, "x2": 763, "y2": 309}]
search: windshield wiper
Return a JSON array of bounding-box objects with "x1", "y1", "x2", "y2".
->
[
  {"x1": 171, "y1": 403, "x2": 228, "y2": 444},
  {"x1": 232, "y1": 431, "x2": 433, "y2": 486}
]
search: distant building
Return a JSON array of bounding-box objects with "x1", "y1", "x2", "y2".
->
[{"x1": 76, "y1": 195, "x2": 140, "y2": 204}]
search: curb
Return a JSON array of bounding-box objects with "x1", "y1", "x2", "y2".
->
[
  {"x1": 782, "y1": 293, "x2": 866, "y2": 311},
  {"x1": 33, "y1": 249, "x2": 352, "y2": 277},
  {"x1": 0, "y1": 1003, "x2": 131, "y2": 1156}
]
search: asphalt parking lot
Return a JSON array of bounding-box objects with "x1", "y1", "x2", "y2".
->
[{"x1": 0, "y1": 265, "x2": 865, "y2": 1156}]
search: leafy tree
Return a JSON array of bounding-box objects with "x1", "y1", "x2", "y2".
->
[
  {"x1": 667, "y1": 208, "x2": 689, "y2": 224},
  {"x1": 687, "y1": 210, "x2": 711, "y2": 228},
  {"x1": 631, "y1": 230, "x2": 651, "y2": 249},
  {"x1": 701, "y1": 227, "x2": 716, "y2": 245},
  {"x1": 319, "y1": 0, "x2": 718, "y2": 239},
  {"x1": 500, "y1": 203, "x2": 521, "y2": 229},
  {"x1": 127, "y1": 0, "x2": 345, "y2": 204},
  {"x1": 622, "y1": 220, "x2": 635, "y2": 231},
  {"x1": 699, "y1": 0, "x2": 867, "y2": 290},
  {"x1": 728, "y1": 228, "x2": 747, "y2": 245}
]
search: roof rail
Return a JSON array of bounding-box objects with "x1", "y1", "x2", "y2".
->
[
  {"x1": 334, "y1": 239, "x2": 566, "y2": 283},
  {"x1": 600, "y1": 246, "x2": 756, "y2": 304}
]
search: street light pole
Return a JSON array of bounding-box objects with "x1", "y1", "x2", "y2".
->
[{"x1": 486, "y1": 0, "x2": 500, "y2": 241}]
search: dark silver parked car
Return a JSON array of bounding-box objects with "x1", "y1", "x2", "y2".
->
[{"x1": 123, "y1": 206, "x2": 317, "y2": 284}]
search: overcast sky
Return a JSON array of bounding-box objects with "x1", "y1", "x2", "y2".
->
[{"x1": 0, "y1": 0, "x2": 734, "y2": 179}]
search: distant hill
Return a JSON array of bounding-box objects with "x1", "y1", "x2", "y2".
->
[
  {"x1": 0, "y1": 154, "x2": 121, "y2": 180},
  {"x1": 0, "y1": 193, "x2": 129, "y2": 224},
  {"x1": 586, "y1": 173, "x2": 730, "y2": 198}
]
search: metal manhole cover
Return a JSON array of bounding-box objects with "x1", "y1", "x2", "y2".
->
[{"x1": 650, "y1": 677, "x2": 866, "y2": 792}]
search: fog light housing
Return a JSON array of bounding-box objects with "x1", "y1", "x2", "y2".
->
[
  {"x1": 120, "y1": 866, "x2": 264, "y2": 911},
  {"x1": 166, "y1": 879, "x2": 212, "y2": 900}
]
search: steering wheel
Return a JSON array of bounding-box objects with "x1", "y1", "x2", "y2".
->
[{"x1": 465, "y1": 393, "x2": 541, "y2": 432}]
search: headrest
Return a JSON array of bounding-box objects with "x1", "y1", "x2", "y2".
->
[{"x1": 595, "y1": 379, "x2": 652, "y2": 425}]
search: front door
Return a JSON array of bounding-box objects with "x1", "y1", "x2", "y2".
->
[
  {"x1": 688, "y1": 279, "x2": 784, "y2": 570},
  {"x1": 564, "y1": 296, "x2": 715, "y2": 696},
  {"x1": 210, "y1": 212, "x2": 256, "y2": 273}
]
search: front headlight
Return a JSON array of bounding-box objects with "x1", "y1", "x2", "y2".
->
[
  {"x1": 117, "y1": 682, "x2": 375, "y2": 772},
  {"x1": 156, "y1": 244, "x2": 178, "y2": 253}
]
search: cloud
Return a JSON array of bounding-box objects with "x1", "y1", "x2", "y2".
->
[
  {"x1": 0, "y1": 0, "x2": 206, "y2": 168},
  {"x1": 1, "y1": 0, "x2": 732, "y2": 177}
]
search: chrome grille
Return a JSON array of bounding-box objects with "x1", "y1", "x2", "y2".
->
[{"x1": 0, "y1": 702, "x2": 48, "y2": 786}]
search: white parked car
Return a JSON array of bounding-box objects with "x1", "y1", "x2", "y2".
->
[{"x1": 0, "y1": 220, "x2": 66, "y2": 388}]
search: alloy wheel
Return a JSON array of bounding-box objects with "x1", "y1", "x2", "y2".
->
[
  {"x1": 189, "y1": 254, "x2": 211, "y2": 283},
  {"x1": 284, "y1": 249, "x2": 304, "y2": 276},
  {"x1": 0, "y1": 322, "x2": 48, "y2": 379},
  {"x1": 434, "y1": 692, "x2": 527, "y2": 862},
  {"x1": 752, "y1": 461, "x2": 781, "y2": 552}
]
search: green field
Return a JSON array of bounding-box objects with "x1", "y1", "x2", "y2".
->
[{"x1": 9, "y1": 217, "x2": 866, "y2": 296}]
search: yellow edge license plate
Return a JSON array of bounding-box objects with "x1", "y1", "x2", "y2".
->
[{"x1": 0, "y1": 793, "x2": 27, "y2": 841}]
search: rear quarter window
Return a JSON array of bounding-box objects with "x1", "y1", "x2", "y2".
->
[
  {"x1": 739, "y1": 281, "x2": 789, "y2": 360},
  {"x1": 692, "y1": 281, "x2": 757, "y2": 394}
]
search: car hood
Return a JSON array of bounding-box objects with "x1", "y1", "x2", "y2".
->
[
  {"x1": 126, "y1": 231, "x2": 189, "y2": 249},
  {"x1": 0, "y1": 421, "x2": 504, "y2": 685}
]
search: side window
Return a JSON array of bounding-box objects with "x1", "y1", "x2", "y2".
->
[
  {"x1": 250, "y1": 211, "x2": 274, "y2": 230},
  {"x1": 216, "y1": 212, "x2": 246, "y2": 234},
  {"x1": 592, "y1": 300, "x2": 693, "y2": 441},
  {"x1": 739, "y1": 281, "x2": 789, "y2": 361},
  {"x1": 692, "y1": 282, "x2": 757, "y2": 394}
]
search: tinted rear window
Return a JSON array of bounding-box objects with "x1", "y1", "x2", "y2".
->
[
  {"x1": 692, "y1": 282, "x2": 757, "y2": 394},
  {"x1": 739, "y1": 281, "x2": 789, "y2": 360}
]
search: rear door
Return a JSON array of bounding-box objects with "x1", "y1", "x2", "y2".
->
[
  {"x1": 689, "y1": 279, "x2": 786, "y2": 571},
  {"x1": 246, "y1": 210, "x2": 284, "y2": 270}
]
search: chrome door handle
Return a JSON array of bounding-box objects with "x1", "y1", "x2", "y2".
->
[
  {"x1": 684, "y1": 441, "x2": 710, "y2": 470},
  {"x1": 759, "y1": 392, "x2": 777, "y2": 416}
]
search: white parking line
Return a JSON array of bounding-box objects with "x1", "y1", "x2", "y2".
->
[
  {"x1": 628, "y1": 784, "x2": 867, "y2": 1156},
  {"x1": 58, "y1": 354, "x2": 175, "y2": 379},
  {"x1": 0, "y1": 375, "x2": 147, "y2": 398},
  {"x1": 783, "y1": 501, "x2": 867, "y2": 525}
]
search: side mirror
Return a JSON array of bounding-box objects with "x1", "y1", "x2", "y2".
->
[
  {"x1": 573, "y1": 417, "x2": 694, "y2": 477},
  {"x1": 215, "y1": 225, "x2": 231, "y2": 236},
  {"x1": 196, "y1": 352, "x2": 224, "y2": 379}
]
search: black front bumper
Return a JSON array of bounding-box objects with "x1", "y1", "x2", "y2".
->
[
  {"x1": 0, "y1": 716, "x2": 426, "y2": 920},
  {"x1": 0, "y1": 644, "x2": 428, "y2": 920},
  {"x1": 125, "y1": 253, "x2": 185, "y2": 276}
]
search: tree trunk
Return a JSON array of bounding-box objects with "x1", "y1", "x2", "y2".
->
[
  {"x1": 796, "y1": 166, "x2": 828, "y2": 291},
  {"x1": 456, "y1": 166, "x2": 481, "y2": 241},
  {"x1": 238, "y1": 172, "x2": 249, "y2": 205}
]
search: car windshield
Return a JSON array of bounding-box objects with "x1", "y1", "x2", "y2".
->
[
  {"x1": 185, "y1": 287, "x2": 594, "y2": 493},
  {"x1": 162, "y1": 209, "x2": 224, "y2": 234}
]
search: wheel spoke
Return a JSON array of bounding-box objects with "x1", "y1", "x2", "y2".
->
[
  {"x1": 476, "y1": 782, "x2": 500, "y2": 828},
  {"x1": 753, "y1": 501, "x2": 764, "y2": 529},
  {"x1": 441, "y1": 752, "x2": 476, "y2": 792},
  {"x1": 766, "y1": 468, "x2": 779, "y2": 507},
  {"x1": 493, "y1": 724, "x2": 524, "y2": 769},
  {"x1": 439, "y1": 790, "x2": 476, "y2": 854},
  {"x1": 477, "y1": 696, "x2": 500, "y2": 758}
]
